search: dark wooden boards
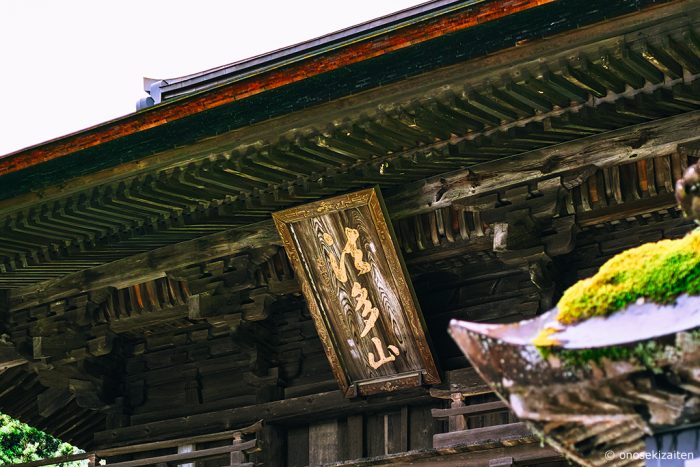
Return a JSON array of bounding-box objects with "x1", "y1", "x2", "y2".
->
[
  {"x1": 9, "y1": 222, "x2": 279, "y2": 311},
  {"x1": 387, "y1": 110, "x2": 700, "y2": 219},
  {"x1": 0, "y1": 341, "x2": 26, "y2": 371},
  {"x1": 93, "y1": 389, "x2": 431, "y2": 448}
]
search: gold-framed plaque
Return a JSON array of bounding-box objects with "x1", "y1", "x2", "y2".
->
[{"x1": 272, "y1": 187, "x2": 440, "y2": 397}]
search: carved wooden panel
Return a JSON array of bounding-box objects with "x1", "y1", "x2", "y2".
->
[{"x1": 273, "y1": 187, "x2": 439, "y2": 397}]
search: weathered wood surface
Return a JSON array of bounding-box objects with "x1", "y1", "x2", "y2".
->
[
  {"x1": 432, "y1": 422, "x2": 534, "y2": 450},
  {"x1": 6, "y1": 213, "x2": 690, "y2": 450},
  {"x1": 0, "y1": 251, "x2": 290, "y2": 445},
  {"x1": 2, "y1": 8, "x2": 696, "y2": 458},
  {"x1": 346, "y1": 414, "x2": 364, "y2": 460},
  {"x1": 94, "y1": 388, "x2": 431, "y2": 448},
  {"x1": 429, "y1": 367, "x2": 492, "y2": 399},
  {"x1": 12, "y1": 422, "x2": 262, "y2": 467},
  {"x1": 309, "y1": 419, "x2": 342, "y2": 465},
  {"x1": 431, "y1": 400, "x2": 507, "y2": 418},
  {"x1": 282, "y1": 203, "x2": 416, "y2": 381},
  {"x1": 105, "y1": 441, "x2": 256, "y2": 467},
  {"x1": 7, "y1": 211, "x2": 689, "y2": 457},
  {"x1": 95, "y1": 420, "x2": 262, "y2": 457}
]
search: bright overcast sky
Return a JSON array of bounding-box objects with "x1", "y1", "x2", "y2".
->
[{"x1": 0, "y1": 0, "x2": 421, "y2": 157}]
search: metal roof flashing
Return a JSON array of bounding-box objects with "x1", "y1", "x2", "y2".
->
[{"x1": 134, "y1": 0, "x2": 471, "y2": 109}]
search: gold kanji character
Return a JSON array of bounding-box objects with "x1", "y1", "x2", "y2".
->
[
  {"x1": 367, "y1": 337, "x2": 400, "y2": 369},
  {"x1": 351, "y1": 282, "x2": 379, "y2": 337},
  {"x1": 322, "y1": 228, "x2": 371, "y2": 282}
]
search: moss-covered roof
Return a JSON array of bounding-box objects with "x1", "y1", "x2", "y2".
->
[
  {"x1": 531, "y1": 229, "x2": 700, "y2": 347},
  {"x1": 556, "y1": 229, "x2": 700, "y2": 325}
]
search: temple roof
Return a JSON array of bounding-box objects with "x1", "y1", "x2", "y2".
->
[
  {"x1": 0, "y1": 0, "x2": 669, "y2": 197},
  {"x1": 138, "y1": 0, "x2": 473, "y2": 107},
  {"x1": 1, "y1": 0, "x2": 699, "y2": 447},
  {"x1": 0, "y1": 0, "x2": 694, "y2": 290}
]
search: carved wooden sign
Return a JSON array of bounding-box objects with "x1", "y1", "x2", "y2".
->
[{"x1": 273, "y1": 187, "x2": 440, "y2": 397}]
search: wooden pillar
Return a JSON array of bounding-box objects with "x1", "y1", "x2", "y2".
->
[
  {"x1": 230, "y1": 431, "x2": 246, "y2": 466},
  {"x1": 346, "y1": 414, "x2": 364, "y2": 460},
  {"x1": 309, "y1": 419, "x2": 341, "y2": 465},
  {"x1": 251, "y1": 424, "x2": 285, "y2": 467},
  {"x1": 449, "y1": 393, "x2": 467, "y2": 432}
]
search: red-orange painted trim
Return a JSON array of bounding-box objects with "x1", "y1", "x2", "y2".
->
[{"x1": 0, "y1": 0, "x2": 554, "y2": 177}]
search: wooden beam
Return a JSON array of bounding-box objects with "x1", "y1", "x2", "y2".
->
[
  {"x1": 105, "y1": 441, "x2": 257, "y2": 467},
  {"x1": 386, "y1": 110, "x2": 700, "y2": 219},
  {"x1": 429, "y1": 367, "x2": 492, "y2": 399},
  {"x1": 432, "y1": 422, "x2": 534, "y2": 450},
  {"x1": 94, "y1": 389, "x2": 430, "y2": 448},
  {"x1": 431, "y1": 400, "x2": 508, "y2": 419},
  {"x1": 577, "y1": 192, "x2": 677, "y2": 227},
  {"x1": 10, "y1": 452, "x2": 96, "y2": 467},
  {"x1": 96, "y1": 420, "x2": 262, "y2": 457},
  {"x1": 324, "y1": 435, "x2": 560, "y2": 466},
  {"x1": 9, "y1": 222, "x2": 279, "y2": 311}
]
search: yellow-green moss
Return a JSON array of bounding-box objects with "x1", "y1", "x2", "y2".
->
[
  {"x1": 539, "y1": 330, "x2": 700, "y2": 370},
  {"x1": 556, "y1": 229, "x2": 700, "y2": 325}
]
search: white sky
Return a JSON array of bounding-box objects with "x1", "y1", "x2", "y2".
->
[{"x1": 0, "y1": 0, "x2": 421, "y2": 157}]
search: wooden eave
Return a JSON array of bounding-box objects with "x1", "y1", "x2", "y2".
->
[
  {"x1": 0, "y1": 0, "x2": 670, "y2": 199},
  {"x1": 0, "y1": 0, "x2": 698, "y2": 289}
]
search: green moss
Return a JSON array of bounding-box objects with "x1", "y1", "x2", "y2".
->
[
  {"x1": 556, "y1": 229, "x2": 700, "y2": 325},
  {"x1": 539, "y1": 330, "x2": 700, "y2": 371},
  {"x1": 542, "y1": 341, "x2": 659, "y2": 370}
]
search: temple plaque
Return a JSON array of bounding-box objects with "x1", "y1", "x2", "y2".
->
[{"x1": 273, "y1": 187, "x2": 440, "y2": 397}]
